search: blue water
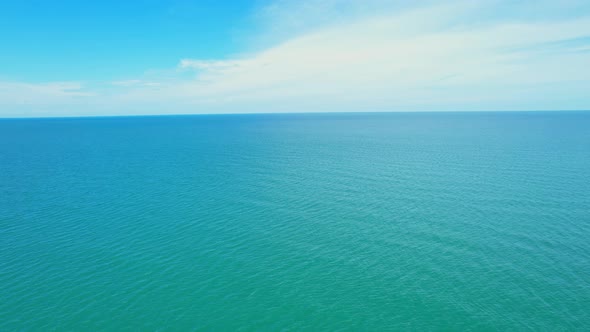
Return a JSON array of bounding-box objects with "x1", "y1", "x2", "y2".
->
[{"x1": 1, "y1": 112, "x2": 590, "y2": 330}]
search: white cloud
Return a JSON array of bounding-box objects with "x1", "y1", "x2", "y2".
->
[
  {"x1": 0, "y1": 81, "x2": 92, "y2": 104},
  {"x1": 0, "y1": 81, "x2": 95, "y2": 117},
  {"x1": 179, "y1": 59, "x2": 248, "y2": 72},
  {"x1": 111, "y1": 80, "x2": 161, "y2": 87},
  {"x1": 115, "y1": 1, "x2": 590, "y2": 113}
]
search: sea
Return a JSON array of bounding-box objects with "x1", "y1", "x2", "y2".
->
[{"x1": 1, "y1": 111, "x2": 589, "y2": 330}]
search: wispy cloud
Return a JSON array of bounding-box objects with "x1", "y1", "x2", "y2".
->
[
  {"x1": 0, "y1": 81, "x2": 92, "y2": 104},
  {"x1": 179, "y1": 59, "x2": 247, "y2": 72},
  {"x1": 111, "y1": 80, "x2": 161, "y2": 87},
  {"x1": 2, "y1": 0, "x2": 590, "y2": 116},
  {"x1": 0, "y1": 81, "x2": 95, "y2": 117}
]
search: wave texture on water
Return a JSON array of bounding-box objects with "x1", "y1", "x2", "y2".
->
[{"x1": 1, "y1": 112, "x2": 590, "y2": 330}]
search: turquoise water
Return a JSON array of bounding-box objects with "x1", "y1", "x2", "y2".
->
[{"x1": 1, "y1": 112, "x2": 589, "y2": 330}]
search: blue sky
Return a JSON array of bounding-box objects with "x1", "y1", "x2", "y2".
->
[
  {"x1": 1, "y1": 0, "x2": 589, "y2": 117},
  {"x1": 0, "y1": 1, "x2": 254, "y2": 81}
]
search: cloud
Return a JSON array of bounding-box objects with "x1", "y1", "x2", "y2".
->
[
  {"x1": 111, "y1": 80, "x2": 161, "y2": 87},
  {"x1": 1, "y1": 0, "x2": 590, "y2": 117},
  {"x1": 118, "y1": 1, "x2": 590, "y2": 113},
  {"x1": 179, "y1": 59, "x2": 247, "y2": 72},
  {"x1": 0, "y1": 81, "x2": 92, "y2": 104},
  {"x1": 0, "y1": 81, "x2": 95, "y2": 117}
]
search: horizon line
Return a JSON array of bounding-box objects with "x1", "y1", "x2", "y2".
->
[{"x1": 1, "y1": 109, "x2": 589, "y2": 120}]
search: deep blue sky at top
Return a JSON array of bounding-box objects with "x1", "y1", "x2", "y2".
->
[{"x1": 0, "y1": 0, "x2": 256, "y2": 82}]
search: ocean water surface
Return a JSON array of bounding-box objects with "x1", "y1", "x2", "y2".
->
[{"x1": 1, "y1": 112, "x2": 589, "y2": 330}]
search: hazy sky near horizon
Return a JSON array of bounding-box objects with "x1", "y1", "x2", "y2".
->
[{"x1": 1, "y1": 0, "x2": 590, "y2": 117}]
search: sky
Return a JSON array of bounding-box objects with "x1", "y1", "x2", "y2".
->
[{"x1": 0, "y1": 0, "x2": 589, "y2": 117}]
